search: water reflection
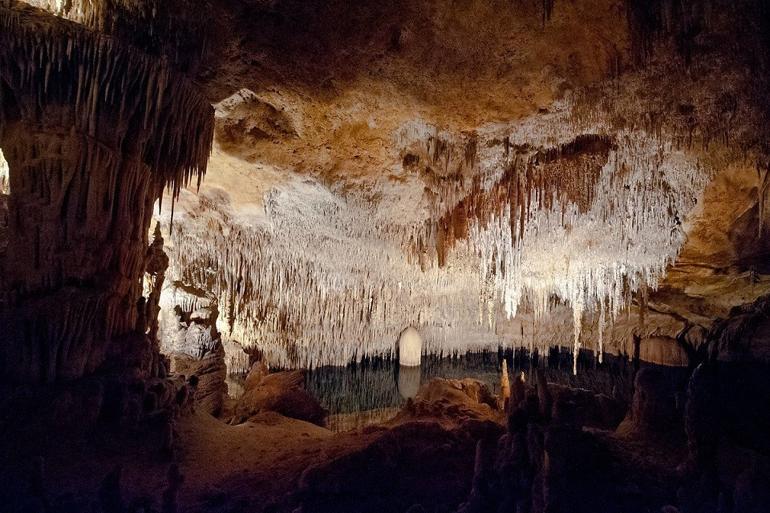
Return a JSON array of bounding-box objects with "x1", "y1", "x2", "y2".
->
[
  {"x1": 305, "y1": 348, "x2": 637, "y2": 431},
  {"x1": 396, "y1": 365, "x2": 421, "y2": 399}
]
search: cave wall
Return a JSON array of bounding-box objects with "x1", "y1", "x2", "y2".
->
[{"x1": 0, "y1": 1, "x2": 213, "y2": 384}]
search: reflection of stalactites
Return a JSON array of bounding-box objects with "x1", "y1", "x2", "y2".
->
[
  {"x1": 572, "y1": 295, "x2": 583, "y2": 376},
  {"x1": 598, "y1": 299, "x2": 606, "y2": 364}
]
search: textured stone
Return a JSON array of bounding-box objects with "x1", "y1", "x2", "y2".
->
[{"x1": 233, "y1": 370, "x2": 327, "y2": 427}]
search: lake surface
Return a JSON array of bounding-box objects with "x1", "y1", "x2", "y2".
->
[{"x1": 305, "y1": 348, "x2": 639, "y2": 430}]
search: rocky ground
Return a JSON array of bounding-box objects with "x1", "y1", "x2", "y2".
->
[{"x1": 2, "y1": 322, "x2": 769, "y2": 513}]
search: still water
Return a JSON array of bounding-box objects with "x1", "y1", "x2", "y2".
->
[{"x1": 305, "y1": 348, "x2": 637, "y2": 431}]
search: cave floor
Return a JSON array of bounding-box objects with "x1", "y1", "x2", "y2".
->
[
  {"x1": 1, "y1": 411, "x2": 379, "y2": 512},
  {"x1": 0, "y1": 394, "x2": 688, "y2": 513}
]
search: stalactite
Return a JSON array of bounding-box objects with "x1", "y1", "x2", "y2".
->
[
  {"x1": 624, "y1": 0, "x2": 711, "y2": 64},
  {"x1": 23, "y1": 0, "x2": 211, "y2": 73},
  {"x1": 0, "y1": 3, "x2": 213, "y2": 190},
  {"x1": 572, "y1": 296, "x2": 583, "y2": 375},
  {"x1": 598, "y1": 298, "x2": 606, "y2": 364}
]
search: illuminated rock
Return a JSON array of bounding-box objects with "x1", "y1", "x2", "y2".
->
[{"x1": 398, "y1": 327, "x2": 423, "y2": 367}]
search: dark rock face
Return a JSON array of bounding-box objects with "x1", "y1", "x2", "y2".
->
[
  {"x1": 171, "y1": 343, "x2": 227, "y2": 417},
  {"x1": 549, "y1": 384, "x2": 626, "y2": 431},
  {"x1": 270, "y1": 380, "x2": 502, "y2": 512},
  {"x1": 617, "y1": 367, "x2": 685, "y2": 440},
  {"x1": 677, "y1": 295, "x2": 770, "y2": 513},
  {"x1": 709, "y1": 295, "x2": 770, "y2": 364},
  {"x1": 446, "y1": 366, "x2": 692, "y2": 513},
  {"x1": 233, "y1": 368, "x2": 327, "y2": 426},
  {"x1": 0, "y1": 1, "x2": 213, "y2": 385}
]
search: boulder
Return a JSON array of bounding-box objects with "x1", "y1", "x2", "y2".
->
[
  {"x1": 233, "y1": 370, "x2": 327, "y2": 427},
  {"x1": 550, "y1": 384, "x2": 626, "y2": 430},
  {"x1": 415, "y1": 378, "x2": 498, "y2": 411}
]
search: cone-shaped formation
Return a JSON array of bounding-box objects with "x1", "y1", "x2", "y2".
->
[
  {"x1": 0, "y1": 148, "x2": 7, "y2": 194},
  {"x1": 0, "y1": 1, "x2": 213, "y2": 383}
]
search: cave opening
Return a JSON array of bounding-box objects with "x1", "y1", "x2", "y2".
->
[{"x1": 1, "y1": 0, "x2": 770, "y2": 512}]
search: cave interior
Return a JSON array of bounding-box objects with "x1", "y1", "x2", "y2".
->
[{"x1": 1, "y1": 0, "x2": 770, "y2": 512}]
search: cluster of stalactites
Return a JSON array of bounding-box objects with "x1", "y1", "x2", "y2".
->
[
  {"x1": 161, "y1": 177, "x2": 503, "y2": 368},
  {"x1": 0, "y1": 1, "x2": 213, "y2": 192},
  {"x1": 20, "y1": 0, "x2": 210, "y2": 72},
  {"x1": 418, "y1": 134, "x2": 615, "y2": 268},
  {"x1": 24, "y1": 0, "x2": 157, "y2": 28},
  {"x1": 159, "y1": 121, "x2": 711, "y2": 371},
  {"x1": 463, "y1": 130, "x2": 710, "y2": 373}
]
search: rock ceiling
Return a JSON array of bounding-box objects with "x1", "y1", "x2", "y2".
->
[{"x1": 12, "y1": 0, "x2": 770, "y2": 369}]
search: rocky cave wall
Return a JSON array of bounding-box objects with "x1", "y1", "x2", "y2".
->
[{"x1": 0, "y1": 0, "x2": 213, "y2": 383}]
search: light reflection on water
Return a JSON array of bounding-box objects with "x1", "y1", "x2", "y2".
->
[{"x1": 305, "y1": 348, "x2": 637, "y2": 431}]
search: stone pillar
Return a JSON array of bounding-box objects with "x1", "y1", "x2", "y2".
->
[
  {"x1": 0, "y1": 119, "x2": 160, "y2": 382},
  {"x1": 0, "y1": 2, "x2": 213, "y2": 384}
]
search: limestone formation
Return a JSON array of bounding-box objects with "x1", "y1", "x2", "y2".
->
[
  {"x1": 0, "y1": 0, "x2": 769, "y2": 512},
  {"x1": 232, "y1": 369, "x2": 327, "y2": 427},
  {"x1": 500, "y1": 359, "x2": 511, "y2": 410},
  {"x1": 397, "y1": 327, "x2": 422, "y2": 367},
  {"x1": 0, "y1": 0, "x2": 213, "y2": 383}
]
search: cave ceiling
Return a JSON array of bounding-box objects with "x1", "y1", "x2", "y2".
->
[{"x1": 13, "y1": 0, "x2": 770, "y2": 368}]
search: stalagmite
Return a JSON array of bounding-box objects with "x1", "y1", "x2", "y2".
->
[
  {"x1": 500, "y1": 359, "x2": 511, "y2": 410},
  {"x1": 398, "y1": 327, "x2": 423, "y2": 367},
  {"x1": 0, "y1": 149, "x2": 8, "y2": 194}
]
